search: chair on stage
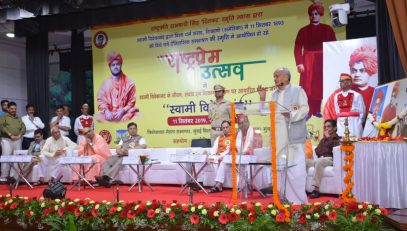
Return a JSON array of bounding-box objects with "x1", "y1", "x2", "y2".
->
[{"x1": 305, "y1": 146, "x2": 342, "y2": 195}]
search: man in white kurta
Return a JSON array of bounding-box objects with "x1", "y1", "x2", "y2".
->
[
  {"x1": 333, "y1": 73, "x2": 365, "y2": 138},
  {"x1": 74, "y1": 103, "x2": 94, "y2": 144},
  {"x1": 259, "y1": 67, "x2": 309, "y2": 204},
  {"x1": 40, "y1": 127, "x2": 77, "y2": 182}
]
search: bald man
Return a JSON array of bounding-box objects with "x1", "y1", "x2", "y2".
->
[
  {"x1": 75, "y1": 127, "x2": 111, "y2": 182},
  {"x1": 74, "y1": 103, "x2": 94, "y2": 144},
  {"x1": 97, "y1": 51, "x2": 138, "y2": 122}
]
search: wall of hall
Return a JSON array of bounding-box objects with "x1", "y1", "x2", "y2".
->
[{"x1": 0, "y1": 37, "x2": 27, "y2": 116}]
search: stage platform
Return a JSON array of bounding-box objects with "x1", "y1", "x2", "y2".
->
[{"x1": 0, "y1": 183, "x2": 340, "y2": 204}]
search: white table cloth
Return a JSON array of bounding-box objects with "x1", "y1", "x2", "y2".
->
[{"x1": 353, "y1": 142, "x2": 407, "y2": 209}]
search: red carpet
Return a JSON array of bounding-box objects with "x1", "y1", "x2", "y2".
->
[{"x1": 0, "y1": 183, "x2": 341, "y2": 204}]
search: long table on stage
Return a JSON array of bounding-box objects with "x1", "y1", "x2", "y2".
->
[{"x1": 353, "y1": 142, "x2": 407, "y2": 209}]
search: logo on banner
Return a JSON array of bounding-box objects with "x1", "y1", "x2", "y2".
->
[
  {"x1": 94, "y1": 31, "x2": 108, "y2": 49},
  {"x1": 99, "y1": 130, "x2": 112, "y2": 144}
]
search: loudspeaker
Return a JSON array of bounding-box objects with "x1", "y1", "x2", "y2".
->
[{"x1": 43, "y1": 177, "x2": 66, "y2": 200}]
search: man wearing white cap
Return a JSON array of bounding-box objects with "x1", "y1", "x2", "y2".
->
[{"x1": 208, "y1": 85, "x2": 231, "y2": 145}]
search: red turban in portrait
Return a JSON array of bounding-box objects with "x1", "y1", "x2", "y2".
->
[
  {"x1": 376, "y1": 90, "x2": 384, "y2": 100},
  {"x1": 308, "y1": 3, "x2": 325, "y2": 16},
  {"x1": 107, "y1": 51, "x2": 123, "y2": 65},
  {"x1": 349, "y1": 46, "x2": 377, "y2": 76}
]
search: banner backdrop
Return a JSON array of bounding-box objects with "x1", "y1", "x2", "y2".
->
[
  {"x1": 92, "y1": 0, "x2": 345, "y2": 147},
  {"x1": 322, "y1": 37, "x2": 377, "y2": 134}
]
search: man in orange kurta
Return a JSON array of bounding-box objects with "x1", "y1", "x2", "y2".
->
[
  {"x1": 97, "y1": 51, "x2": 138, "y2": 122},
  {"x1": 75, "y1": 128, "x2": 111, "y2": 182},
  {"x1": 208, "y1": 120, "x2": 234, "y2": 193}
]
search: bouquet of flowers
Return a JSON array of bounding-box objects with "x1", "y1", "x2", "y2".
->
[{"x1": 139, "y1": 154, "x2": 149, "y2": 165}]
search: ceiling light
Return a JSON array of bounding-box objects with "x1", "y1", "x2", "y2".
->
[{"x1": 6, "y1": 33, "x2": 15, "y2": 38}]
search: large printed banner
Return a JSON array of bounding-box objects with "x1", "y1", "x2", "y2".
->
[{"x1": 92, "y1": 0, "x2": 345, "y2": 147}]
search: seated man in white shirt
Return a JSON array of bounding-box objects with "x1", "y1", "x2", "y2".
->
[
  {"x1": 96, "y1": 122, "x2": 147, "y2": 188},
  {"x1": 40, "y1": 126, "x2": 77, "y2": 182}
]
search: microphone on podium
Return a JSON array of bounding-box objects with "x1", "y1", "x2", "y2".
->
[{"x1": 236, "y1": 83, "x2": 283, "y2": 110}]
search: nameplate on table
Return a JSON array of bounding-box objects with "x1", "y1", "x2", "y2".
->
[
  {"x1": 188, "y1": 154, "x2": 208, "y2": 163},
  {"x1": 0, "y1": 155, "x2": 33, "y2": 163},
  {"x1": 59, "y1": 156, "x2": 93, "y2": 164},
  {"x1": 223, "y1": 155, "x2": 256, "y2": 164},
  {"x1": 170, "y1": 154, "x2": 189, "y2": 162},
  {"x1": 122, "y1": 157, "x2": 140, "y2": 165}
]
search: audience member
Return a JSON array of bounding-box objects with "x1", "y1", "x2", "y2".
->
[
  {"x1": 0, "y1": 102, "x2": 26, "y2": 180},
  {"x1": 50, "y1": 105, "x2": 71, "y2": 137},
  {"x1": 74, "y1": 103, "x2": 94, "y2": 144},
  {"x1": 96, "y1": 122, "x2": 147, "y2": 187},
  {"x1": 21, "y1": 104, "x2": 45, "y2": 149},
  {"x1": 258, "y1": 67, "x2": 309, "y2": 204},
  {"x1": 40, "y1": 126, "x2": 77, "y2": 182},
  {"x1": 306, "y1": 119, "x2": 341, "y2": 198},
  {"x1": 76, "y1": 127, "x2": 111, "y2": 183},
  {"x1": 208, "y1": 84, "x2": 231, "y2": 145}
]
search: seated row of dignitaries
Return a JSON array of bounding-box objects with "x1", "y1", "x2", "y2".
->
[
  {"x1": 96, "y1": 122, "x2": 147, "y2": 187},
  {"x1": 14, "y1": 122, "x2": 145, "y2": 186}
]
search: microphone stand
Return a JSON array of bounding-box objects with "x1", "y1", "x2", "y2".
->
[
  {"x1": 237, "y1": 83, "x2": 292, "y2": 202},
  {"x1": 111, "y1": 180, "x2": 121, "y2": 202},
  {"x1": 6, "y1": 177, "x2": 16, "y2": 197}
]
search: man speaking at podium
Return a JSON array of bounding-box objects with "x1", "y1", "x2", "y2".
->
[{"x1": 258, "y1": 67, "x2": 309, "y2": 204}]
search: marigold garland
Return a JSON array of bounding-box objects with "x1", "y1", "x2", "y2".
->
[
  {"x1": 341, "y1": 143, "x2": 357, "y2": 203},
  {"x1": 230, "y1": 102, "x2": 238, "y2": 204},
  {"x1": 269, "y1": 101, "x2": 290, "y2": 221}
]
